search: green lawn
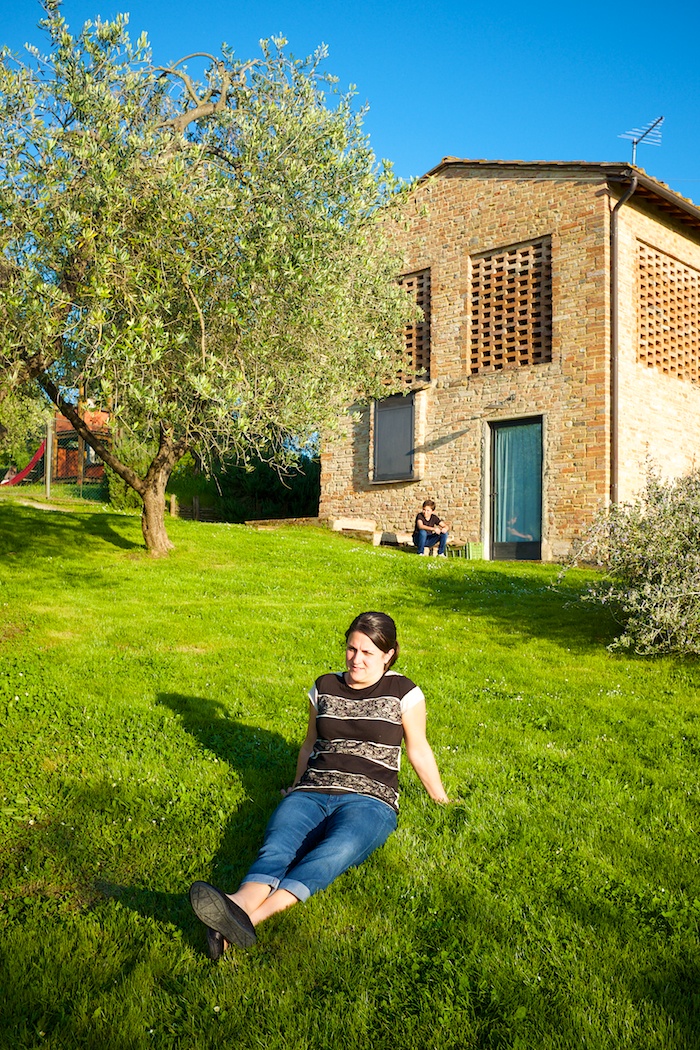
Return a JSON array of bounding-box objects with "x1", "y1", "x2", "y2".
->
[{"x1": 1, "y1": 494, "x2": 699, "y2": 1050}]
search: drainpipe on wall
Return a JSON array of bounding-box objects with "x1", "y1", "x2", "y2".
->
[{"x1": 610, "y1": 172, "x2": 638, "y2": 504}]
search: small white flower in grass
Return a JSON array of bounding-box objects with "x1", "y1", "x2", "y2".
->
[{"x1": 213, "y1": 1006, "x2": 220, "y2": 1012}]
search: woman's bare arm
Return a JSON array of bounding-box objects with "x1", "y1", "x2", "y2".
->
[{"x1": 402, "y1": 700, "x2": 449, "y2": 802}]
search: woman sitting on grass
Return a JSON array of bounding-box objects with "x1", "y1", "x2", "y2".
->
[{"x1": 189, "y1": 610, "x2": 449, "y2": 957}]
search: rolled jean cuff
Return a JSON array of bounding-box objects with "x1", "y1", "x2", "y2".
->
[
  {"x1": 239, "y1": 872, "x2": 310, "y2": 902},
  {"x1": 278, "y1": 877, "x2": 311, "y2": 902}
]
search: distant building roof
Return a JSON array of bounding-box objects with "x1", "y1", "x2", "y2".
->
[
  {"x1": 420, "y1": 159, "x2": 700, "y2": 236},
  {"x1": 56, "y1": 408, "x2": 109, "y2": 433}
]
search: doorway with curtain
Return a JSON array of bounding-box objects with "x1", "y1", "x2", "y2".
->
[{"x1": 490, "y1": 418, "x2": 542, "y2": 560}]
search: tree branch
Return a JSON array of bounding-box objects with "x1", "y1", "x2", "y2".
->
[
  {"x1": 182, "y1": 273, "x2": 206, "y2": 364},
  {"x1": 143, "y1": 420, "x2": 190, "y2": 487},
  {"x1": 154, "y1": 58, "x2": 257, "y2": 135},
  {"x1": 152, "y1": 65, "x2": 204, "y2": 107},
  {"x1": 37, "y1": 375, "x2": 146, "y2": 496}
]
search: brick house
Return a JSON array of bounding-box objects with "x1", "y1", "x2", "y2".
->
[
  {"x1": 318, "y1": 160, "x2": 700, "y2": 560},
  {"x1": 53, "y1": 408, "x2": 110, "y2": 482}
]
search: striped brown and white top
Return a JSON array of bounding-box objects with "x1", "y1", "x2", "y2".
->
[{"x1": 293, "y1": 670, "x2": 424, "y2": 812}]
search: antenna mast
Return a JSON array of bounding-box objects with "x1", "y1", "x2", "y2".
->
[{"x1": 619, "y1": 116, "x2": 664, "y2": 165}]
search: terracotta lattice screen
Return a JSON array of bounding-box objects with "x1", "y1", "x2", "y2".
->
[
  {"x1": 399, "y1": 269, "x2": 431, "y2": 381},
  {"x1": 638, "y1": 243, "x2": 700, "y2": 383},
  {"x1": 469, "y1": 239, "x2": 552, "y2": 374}
]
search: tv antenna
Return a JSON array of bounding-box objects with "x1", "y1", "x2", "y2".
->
[{"x1": 619, "y1": 115, "x2": 664, "y2": 165}]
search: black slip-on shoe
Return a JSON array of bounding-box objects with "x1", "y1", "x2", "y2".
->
[
  {"x1": 206, "y1": 927, "x2": 224, "y2": 961},
  {"x1": 189, "y1": 881, "x2": 257, "y2": 949}
]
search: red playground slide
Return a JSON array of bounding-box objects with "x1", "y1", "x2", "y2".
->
[{"x1": 1, "y1": 441, "x2": 46, "y2": 486}]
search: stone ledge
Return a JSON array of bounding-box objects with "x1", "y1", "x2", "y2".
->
[
  {"x1": 328, "y1": 517, "x2": 382, "y2": 546},
  {"x1": 330, "y1": 517, "x2": 377, "y2": 533}
]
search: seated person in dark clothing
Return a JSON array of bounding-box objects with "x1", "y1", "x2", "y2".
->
[{"x1": 413, "y1": 499, "x2": 449, "y2": 556}]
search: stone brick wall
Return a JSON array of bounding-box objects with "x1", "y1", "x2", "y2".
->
[
  {"x1": 615, "y1": 201, "x2": 700, "y2": 501},
  {"x1": 319, "y1": 165, "x2": 700, "y2": 561}
]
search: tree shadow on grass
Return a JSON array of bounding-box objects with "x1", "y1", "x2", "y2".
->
[
  {"x1": 92, "y1": 693, "x2": 294, "y2": 952},
  {"x1": 156, "y1": 692, "x2": 294, "y2": 872},
  {"x1": 408, "y1": 559, "x2": 620, "y2": 654},
  {"x1": 0, "y1": 692, "x2": 300, "y2": 1046},
  {"x1": 0, "y1": 501, "x2": 142, "y2": 557}
]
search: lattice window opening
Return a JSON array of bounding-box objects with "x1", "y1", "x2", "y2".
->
[
  {"x1": 638, "y1": 244, "x2": 700, "y2": 383},
  {"x1": 469, "y1": 240, "x2": 552, "y2": 375},
  {"x1": 398, "y1": 269, "x2": 431, "y2": 384}
]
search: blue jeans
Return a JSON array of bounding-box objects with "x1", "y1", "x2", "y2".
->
[
  {"x1": 414, "y1": 529, "x2": 448, "y2": 555},
  {"x1": 241, "y1": 791, "x2": 397, "y2": 902}
]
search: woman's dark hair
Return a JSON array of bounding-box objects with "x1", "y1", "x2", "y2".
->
[{"x1": 345, "y1": 611, "x2": 399, "y2": 668}]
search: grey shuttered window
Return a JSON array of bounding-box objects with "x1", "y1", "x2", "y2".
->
[{"x1": 373, "y1": 394, "x2": 415, "y2": 482}]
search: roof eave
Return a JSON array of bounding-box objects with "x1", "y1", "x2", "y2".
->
[{"x1": 417, "y1": 158, "x2": 700, "y2": 235}]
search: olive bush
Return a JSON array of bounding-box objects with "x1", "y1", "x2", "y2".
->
[{"x1": 567, "y1": 469, "x2": 700, "y2": 656}]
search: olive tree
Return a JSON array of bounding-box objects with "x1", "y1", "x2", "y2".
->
[
  {"x1": 0, "y1": 3, "x2": 413, "y2": 553},
  {"x1": 564, "y1": 469, "x2": 700, "y2": 656}
]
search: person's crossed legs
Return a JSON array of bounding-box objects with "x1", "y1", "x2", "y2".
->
[{"x1": 191, "y1": 791, "x2": 397, "y2": 952}]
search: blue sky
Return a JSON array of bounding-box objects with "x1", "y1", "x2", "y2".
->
[{"x1": 3, "y1": 0, "x2": 699, "y2": 202}]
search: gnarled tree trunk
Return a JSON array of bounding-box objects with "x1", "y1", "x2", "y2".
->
[
  {"x1": 138, "y1": 425, "x2": 188, "y2": 555},
  {"x1": 38, "y1": 378, "x2": 188, "y2": 556},
  {"x1": 141, "y1": 475, "x2": 174, "y2": 555}
]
